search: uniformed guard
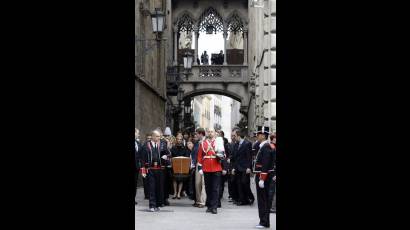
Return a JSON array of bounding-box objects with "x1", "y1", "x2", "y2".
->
[
  {"x1": 140, "y1": 130, "x2": 169, "y2": 212},
  {"x1": 197, "y1": 128, "x2": 225, "y2": 214},
  {"x1": 253, "y1": 126, "x2": 275, "y2": 229}
]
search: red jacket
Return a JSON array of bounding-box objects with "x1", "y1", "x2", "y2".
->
[{"x1": 197, "y1": 139, "x2": 222, "y2": 172}]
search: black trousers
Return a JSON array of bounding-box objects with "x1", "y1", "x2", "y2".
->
[
  {"x1": 255, "y1": 174, "x2": 272, "y2": 227},
  {"x1": 218, "y1": 174, "x2": 227, "y2": 206},
  {"x1": 228, "y1": 172, "x2": 238, "y2": 201},
  {"x1": 147, "y1": 169, "x2": 164, "y2": 208},
  {"x1": 163, "y1": 167, "x2": 172, "y2": 201},
  {"x1": 204, "y1": 171, "x2": 221, "y2": 210},
  {"x1": 143, "y1": 177, "x2": 149, "y2": 199},
  {"x1": 268, "y1": 178, "x2": 276, "y2": 210},
  {"x1": 236, "y1": 171, "x2": 255, "y2": 203},
  {"x1": 189, "y1": 168, "x2": 196, "y2": 200}
]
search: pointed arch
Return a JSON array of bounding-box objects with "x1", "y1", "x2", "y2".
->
[
  {"x1": 198, "y1": 7, "x2": 224, "y2": 33},
  {"x1": 174, "y1": 10, "x2": 196, "y2": 32},
  {"x1": 225, "y1": 10, "x2": 246, "y2": 33}
]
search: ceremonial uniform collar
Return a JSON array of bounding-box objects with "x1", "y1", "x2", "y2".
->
[{"x1": 259, "y1": 140, "x2": 269, "y2": 148}]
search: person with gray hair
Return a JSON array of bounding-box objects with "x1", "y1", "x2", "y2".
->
[{"x1": 140, "y1": 130, "x2": 170, "y2": 212}]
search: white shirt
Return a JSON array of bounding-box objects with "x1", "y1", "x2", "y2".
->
[
  {"x1": 135, "y1": 141, "x2": 138, "y2": 152},
  {"x1": 151, "y1": 141, "x2": 158, "y2": 149},
  {"x1": 259, "y1": 140, "x2": 269, "y2": 149}
]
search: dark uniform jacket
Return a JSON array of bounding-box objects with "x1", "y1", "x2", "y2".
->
[
  {"x1": 254, "y1": 141, "x2": 276, "y2": 181},
  {"x1": 140, "y1": 140, "x2": 170, "y2": 173}
]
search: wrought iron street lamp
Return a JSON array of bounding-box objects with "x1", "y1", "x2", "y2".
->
[
  {"x1": 183, "y1": 52, "x2": 193, "y2": 70},
  {"x1": 151, "y1": 8, "x2": 165, "y2": 40}
]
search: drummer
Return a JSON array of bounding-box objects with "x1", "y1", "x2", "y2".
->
[{"x1": 170, "y1": 134, "x2": 190, "y2": 199}]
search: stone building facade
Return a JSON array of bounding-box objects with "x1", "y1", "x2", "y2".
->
[
  {"x1": 248, "y1": 0, "x2": 276, "y2": 132},
  {"x1": 135, "y1": 0, "x2": 168, "y2": 138},
  {"x1": 135, "y1": 0, "x2": 276, "y2": 138}
]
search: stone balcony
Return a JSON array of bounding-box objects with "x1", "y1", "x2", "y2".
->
[{"x1": 181, "y1": 64, "x2": 248, "y2": 83}]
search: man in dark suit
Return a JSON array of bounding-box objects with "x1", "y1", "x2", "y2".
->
[
  {"x1": 228, "y1": 129, "x2": 239, "y2": 203},
  {"x1": 135, "y1": 128, "x2": 142, "y2": 205},
  {"x1": 232, "y1": 129, "x2": 255, "y2": 205}
]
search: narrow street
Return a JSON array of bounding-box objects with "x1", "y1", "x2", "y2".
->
[{"x1": 135, "y1": 177, "x2": 276, "y2": 230}]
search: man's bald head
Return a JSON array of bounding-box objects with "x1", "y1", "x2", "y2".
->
[{"x1": 151, "y1": 130, "x2": 161, "y2": 142}]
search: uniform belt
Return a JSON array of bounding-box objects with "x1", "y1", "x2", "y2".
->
[
  {"x1": 204, "y1": 156, "x2": 217, "y2": 159},
  {"x1": 255, "y1": 170, "x2": 275, "y2": 174},
  {"x1": 149, "y1": 166, "x2": 163, "y2": 170}
]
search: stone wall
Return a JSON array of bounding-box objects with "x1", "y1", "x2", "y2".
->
[
  {"x1": 136, "y1": 0, "x2": 167, "y2": 140},
  {"x1": 248, "y1": 0, "x2": 276, "y2": 133}
]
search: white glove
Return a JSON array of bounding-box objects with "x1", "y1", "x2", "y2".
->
[
  {"x1": 161, "y1": 155, "x2": 168, "y2": 160},
  {"x1": 273, "y1": 176, "x2": 276, "y2": 182},
  {"x1": 191, "y1": 163, "x2": 195, "y2": 169},
  {"x1": 258, "y1": 180, "x2": 265, "y2": 188},
  {"x1": 222, "y1": 170, "x2": 227, "y2": 175},
  {"x1": 231, "y1": 169, "x2": 235, "y2": 175},
  {"x1": 246, "y1": 168, "x2": 251, "y2": 174},
  {"x1": 199, "y1": 170, "x2": 203, "y2": 175},
  {"x1": 227, "y1": 159, "x2": 230, "y2": 164},
  {"x1": 142, "y1": 173, "x2": 147, "y2": 178}
]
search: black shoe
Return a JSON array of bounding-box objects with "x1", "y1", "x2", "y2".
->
[
  {"x1": 164, "y1": 200, "x2": 170, "y2": 206},
  {"x1": 218, "y1": 204, "x2": 221, "y2": 208},
  {"x1": 237, "y1": 201, "x2": 250, "y2": 206},
  {"x1": 172, "y1": 196, "x2": 177, "y2": 199},
  {"x1": 206, "y1": 208, "x2": 212, "y2": 213},
  {"x1": 211, "y1": 209, "x2": 217, "y2": 214}
]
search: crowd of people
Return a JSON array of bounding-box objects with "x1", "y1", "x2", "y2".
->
[{"x1": 135, "y1": 126, "x2": 276, "y2": 229}]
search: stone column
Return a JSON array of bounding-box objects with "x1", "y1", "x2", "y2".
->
[
  {"x1": 223, "y1": 29, "x2": 228, "y2": 65},
  {"x1": 194, "y1": 26, "x2": 199, "y2": 65},
  {"x1": 243, "y1": 26, "x2": 248, "y2": 65},
  {"x1": 173, "y1": 26, "x2": 178, "y2": 66}
]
